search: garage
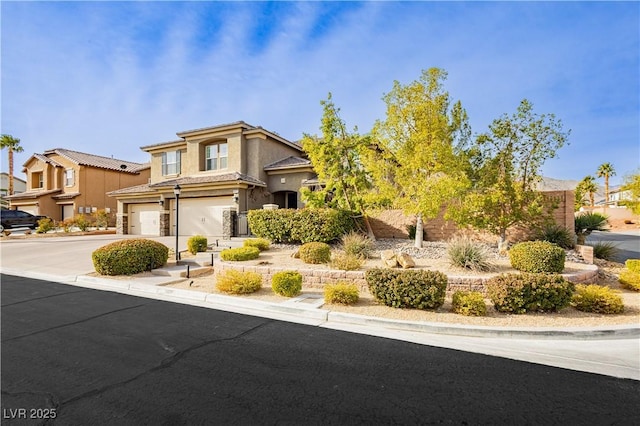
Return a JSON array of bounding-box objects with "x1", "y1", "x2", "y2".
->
[
  {"x1": 129, "y1": 203, "x2": 161, "y2": 235},
  {"x1": 17, "y1": 205, "x2": 39, "y2": 215},
  {"x1": 62, "y1": 205, "x2": 74, "y2": 220},
  {"x1": 174, "y1": 197, "x2": 234, "y2": 237}
]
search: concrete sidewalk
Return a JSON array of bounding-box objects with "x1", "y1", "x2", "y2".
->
[{"x1": 1, "y1": 234, "x2": 639, "y2": 380}]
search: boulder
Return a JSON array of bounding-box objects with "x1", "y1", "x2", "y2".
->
[
  {"x1": 381, "y1": 250, "x2": 398, "y2": 268},
  {"x1": 397, "y1": 252, "x2": 415, "y2": 269}
]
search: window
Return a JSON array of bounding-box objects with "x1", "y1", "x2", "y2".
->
[
  {"x1": 162, "y1": 150, "x2": 181, "y2": 176},
  {"x1": 65, "y1": 169, "x2": 75, "y2": 186},
  {"x1": 32, "y1": 172, "x2": 43, "y2": 189},
  {"x1": 205, "y1": 143, "x2": 228, "y2": 171}
]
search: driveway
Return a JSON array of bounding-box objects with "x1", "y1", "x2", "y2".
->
[{"x1": 587, "y1": 229, "x2": 640, "y2": 263}]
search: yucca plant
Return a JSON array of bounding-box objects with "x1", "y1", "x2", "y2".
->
[
  {"x1": 575, "y1": 212, "x2": 609, "y2": 245},
  {"x1": 589, "y1": 241, "x2": 619, "y2": 261},
  {"x1": 535, "y1": 224, "x2": 575, "y2": 249}
]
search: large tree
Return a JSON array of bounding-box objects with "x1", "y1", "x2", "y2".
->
[
  {"x1": 451, "y1": 99, "x2": 570, "y2": 250},
  {"x1": 0, "y1": 134, "x2": 24, "y2": 195},
  {"x1": 596, "y1": 162, "x2": 616, "y2": 206},
  {"x1": 577, "y1": 175, "x2": 598, "y2": 207},
  {"x1": 301, "y1": 93, "x2": 376, "y2": 239},
  {"x1": 367, "y1": 68, "x2": 471, "y2": 248}
]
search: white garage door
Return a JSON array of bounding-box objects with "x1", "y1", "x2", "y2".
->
[
  {"x1": 129, "y1": 203, "x2": 160, "y2": 235},
  {"x1": 174, "y1": 197, "x2": 233, "y2": 237},
  {"x1": 62, "y1": 205, "x2": 74, "y2": 220},
  {"x1": 19, "y1": 205, "x2": 39, "y2": 215}
]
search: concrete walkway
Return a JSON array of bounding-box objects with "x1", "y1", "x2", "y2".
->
[{"x1": 1, "y1": 234, "x2": 639, "y2": 380}]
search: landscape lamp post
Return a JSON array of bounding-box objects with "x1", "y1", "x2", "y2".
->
[{"x1": 174, "y1": 184, "x2": 181, "y2": 261}]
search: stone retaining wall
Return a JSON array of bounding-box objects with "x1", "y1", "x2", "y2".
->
[{"x1": 213, "y1": 260, "x2": 599, "y2": 295}]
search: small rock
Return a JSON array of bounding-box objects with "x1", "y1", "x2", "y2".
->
[
  {"x1": 397, "y1": 252, "x2": 415, "y2": 269},
  {"x1": 384, "y1": 257, "x2": 399, "y2": 268},
  {"x1": 291, "y1": 249, "x2": 300, "y2": 258}
]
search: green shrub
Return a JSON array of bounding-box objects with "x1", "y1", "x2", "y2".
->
[
  {"x1": 625, "y1": 259, "x2": 640, "y2": 273},
  {"x1": 187, "y1": 235, "x2": 208, "y2": 254},
  {"x1": 36, "y1": 217, "x2": 55, "y2": 234},
  {"x1": 299, "y1": 242, "x2": 331, "y2": 264},
  {"x1": 340, "y1": 231, "x2": 374, "y2": 259},
  {"x1": 216, "y1": 270, "x2": 262, "y2": 294},
  {"x1": 247, "y1": 208, "x2": 355, "y2": 243},
  {"x1": 61, "y1": 217, "x2": 74, "y2": 232},
  {"x1": 365, "y1": 268, "x2": 447, "y2": 310},
  {"x1": 272, "y1": 271, "x2": 302, "y2": 297},
  {"x1": 447, "y1": 236, "x2": 494, "y2": 272},
  {"x1": 330, "y1": 252, "x2": 364, "y2": 270},
  {"x1": 486, "y1": 273, "x2": 575, "y2": 314},
  {"x1": 509, "y1": 241, "x2": 565, "y2": 273},
  {"x1": 619, "y1": 269, "x2": 640, "y2": 291},
  {"x1": 451, "y1": 291, "x2": 487, "y2": 316},
  {"x1": 220, "y1": 247, "x2": 260, "y2": 261},
  {"x1": 74, "y1": 214, "x2": 92, "y2": 232},
  {"x1": 571, "y1": 284, "x2": 624, "y2": 314},
  {"x1": 243, "y1": 238, "x2": 271, "y2": 251},
  {"x1": 589, "y1": 241, "x2": 619, "y2": 261},
  {"x1": 94, "y1": 209, "x2": 110, "y2": 229},
  {"x1": 92, "y1": 238, "x2": 169, "y2": 275},
  {"x1": 324, "y1": 282, "x2": 359, "y2": 305},
  {"x1": 535, "y1": 224, "x2": 575, "y2": 249}
]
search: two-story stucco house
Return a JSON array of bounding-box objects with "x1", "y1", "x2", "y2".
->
[
  {"x1": 109, "y1": 121, "x2": 316, "y2": 237},
  {"x1": 6, "y1": 148, "x2": 150, "y2": 223}
]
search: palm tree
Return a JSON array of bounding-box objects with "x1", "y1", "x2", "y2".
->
[
  {"x1": 596, "y1": 162, "x2": 616, "y2": 206},
  {"x1": 577, "y1": 175, "x2": 598, "y2": 207},
  {"x1": 0, "y1": 134, "x2": 24, "y2": 195}
]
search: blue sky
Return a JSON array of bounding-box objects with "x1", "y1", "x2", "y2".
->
[{"x1": 2, "y1": 1, "x2": 638, "y2": 186}]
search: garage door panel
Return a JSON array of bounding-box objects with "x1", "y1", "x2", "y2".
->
[
  {"x1": 130, "y1": 203, "x2": 160, "y2": 236},
  {"x1": 176, "y1": 198, "x2": 233, "y2": 237}
]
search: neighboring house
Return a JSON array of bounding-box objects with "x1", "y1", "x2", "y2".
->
[
  {"x1": 6, "y1": 148, "x2": 150, "y2": 223},
  {"x1": 0, "y1": 172, "x2": 27, "y2": 208},
  {"x1": 109, "y1": 121, "x2": 316, "y2": 237},
  {"x1": 607, "y1": 185, "x2": 633, "y2": 206}
]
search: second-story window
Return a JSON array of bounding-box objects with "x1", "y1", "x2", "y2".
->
[
  {"x1": 32, "y1": 172, "x2": 43, "y2": 189},
  {"x1": 162, "y1": 150, "x2": 181, "y2": 176},
  {"x1": 205, "y1": 143, "x2": 228, "y2": 171},
  {"x1": 65, "y1": 169, "x2": 75, "y2": 186}
]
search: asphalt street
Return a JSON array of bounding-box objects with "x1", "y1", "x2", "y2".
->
[
  {"x1": 587, "y1": 229, "x2": 640, "y2": 263},
  {"x1": 2, "y1": 275, "x2": 639, "y2": 425}
]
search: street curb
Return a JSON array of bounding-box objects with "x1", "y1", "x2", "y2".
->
[{"x1": 3, "y1": 269, "x2": 639, "y2": 340}]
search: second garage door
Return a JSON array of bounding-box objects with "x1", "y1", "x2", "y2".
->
[
  {"x1": 129, "y1": 203, "x2": 160, "y2": 235},
  {"x1": 175, "y1": 197, "x2": 234, "y2": 237}
]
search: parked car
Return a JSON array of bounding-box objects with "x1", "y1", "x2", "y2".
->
[{"x1": 0, "y1": 209, "x2": 49, "y2": 232}]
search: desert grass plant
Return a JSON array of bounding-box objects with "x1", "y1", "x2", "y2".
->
[
  {"x1": 447, "y1": 236, "x2": 494, "y2": 272},
  {"x1": 216, "y1": 270, "x2": 262, "y2": 294},
  {"x1": 571, "y1": 284, "x2": 624, "y2": 314},
  {"x1": 451, "y1": 291, "x2": 487, "y2": 316},
  {"x1": 330, "y1": 251, "x2": 364, "y2": 271},
  {"x1": 187, "y1": 235, "x2": 208, "y2": 254},
  {"x1": 589, "y1": 241, "x2": 619, "y2": 261},
  {"x1": 340, "y1": 231, "x2": 374, "y2": 259},
  {"x1": 272, "y1": 270, "x2": 302, "y2": 297},
  {"x1": 243, "y1": 238, "x2": 271, "y2": 251},
  {"x1": 220, "y1": 247, "x2": 260, "y2": 261},
  {"x1": 324, "y1": 282, "x2": 360, "y2": 305},
  {"x1": 535, "y1": 224, "x2": 575, "y2": 249}
]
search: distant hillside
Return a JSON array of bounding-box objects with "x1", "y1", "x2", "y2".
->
[{"x1": 538, "y1": 176, "x2": 605, "y2": 202}]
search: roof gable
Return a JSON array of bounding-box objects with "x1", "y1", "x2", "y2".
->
[{"x1": 40, "y1": 148, "x2": 149, "y2": 174}]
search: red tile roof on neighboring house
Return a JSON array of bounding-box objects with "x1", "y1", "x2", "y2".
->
[
  {"x1": 263, "y1": 156, "x2": 311, "y2": 171},
  {"x1": 38, "y1": 148, "x2": 150, "y2": 174}
]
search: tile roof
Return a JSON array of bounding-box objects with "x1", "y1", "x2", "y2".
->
[
  {"x1": 41, "y1": 148, "x2": 149, "y2": 174},
  {"x1": 149, "y1": 172, "x2": 266, "y2": 188},
  {"x1": 107, "y1": 184, "x2": 154, "y2": 196},
  {"x1": 5, "y1": 189, "x2": 61, "y2": 200},
  {"x1": 263, "y1": 156, "x2": 311, "y2": 171},
  {"x1": 32, "y1": 153, "x2": 64, "y2": 168}
]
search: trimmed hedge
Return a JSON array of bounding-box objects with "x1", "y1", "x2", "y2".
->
[
  {"x1": 92, "y1": 238, "x2": 169, "y2": 276},
  {"x1": 451, "y1": 291, "x2": 487, "y2": 316},
  {"x1": 571, "y1": 284, "x2": 624, "y2": 314},
  {"x1": 626, "y1": 259, "x2": 640, "y2": 273},
  {"x1": 509, "y1": 241, "x2": 565, "y2": 274},
  {"x1": 619, "y1": 269, "x2": 640, "y2": 291},
  {"x1": 187, "y1": 235, "x2": 208, "y2": 255},
  {"x1": 299, "y1": 242, "x2": 331, "y2": 264},
  {"x1": 486, "y1": 273, "x2": 575, "y2": 314},
  {"x1": 243, "y1": 238, "x2": 271, "y2": 251},
  {"x1": 324, "y1": 282, "x2": 360, "y2": 305},
  {"x1": 220, "y1": 247, "x2": 260, "y2": 261},
  {"x1": 216, "y1": 270, "x2": 262, "y2": 294},
  {"x1": 272, "y1": 270, "x2": 302, "y2": 297},
  {"x1": 365, "y1": 268, "x2": 447, "y2": 310},
  {"x1": 247, "y1": 208, "x2": 356, "y2": 243}
]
